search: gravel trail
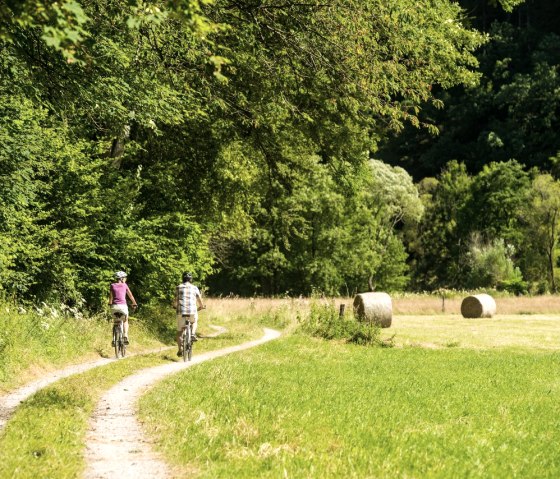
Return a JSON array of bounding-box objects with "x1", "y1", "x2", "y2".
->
[
  {"x1": 0, "y1": 326, "x2": 225, "y2": 431},
  {"x1": 0, "y1": 356, "x2": 116, "y2": 431},
  {"x1": 83, "y1": 328, "x2": 281, "y2": 479}
]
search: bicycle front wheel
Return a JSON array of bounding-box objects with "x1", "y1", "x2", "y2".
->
[{"x1": 183, "y1": 326, "x2": 192, "y2": 362}]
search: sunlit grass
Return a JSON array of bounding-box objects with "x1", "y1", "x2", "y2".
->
[
  {"x1": 3, "y1": 295, "x2": 560, "y2": 478},
  {"x1": 0, "y1": 315, "x2": 267, "y2": 479},
  {"x1": 0, "y1": 305, "x2": 168, "y2": 392},
  {"x1": 0, "y1": 353, "x2": 168, "y2": 479},
  {"x1": 3, "y1": 294, "x2": 560, "y2": 392},
  {"x1": 384, "y1": 314, "x2": 560, "y2": 350},
  {"x1": 140, "y1": 335, "x2": 560, "y2": 478}
]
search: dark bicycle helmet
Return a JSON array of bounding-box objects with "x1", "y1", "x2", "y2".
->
[{"x1": 183, "y1": 272, "x2": 193, "y2": 282}]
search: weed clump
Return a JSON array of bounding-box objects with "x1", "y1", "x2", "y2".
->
[{"x1": 298, "y1": 301, "x2": 389, "y2": 347}]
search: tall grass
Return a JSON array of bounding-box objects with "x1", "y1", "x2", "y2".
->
[
  {"x1": 140, "y1": 335, "x2": 560, "y2": 478},
  {"x1": 0, "y1": 302, "x2": 169, "y2": 392},
  {"x1": 0, "y1": 311, "x2": 271, "y2": 479},
  {"x1": 204, "y1": 297, "x2": 305, "y2": 331},
  {"x1": 297, "y1": 300, "x2": 384, "y2": 346}
]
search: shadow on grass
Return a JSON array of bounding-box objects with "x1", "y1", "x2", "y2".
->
[
  {"x1": 25, "y1": 387, "x2": 87, "y2": 410},
  {"x1": 134, "y1": 307, "x2": 176, "y2": 345}
]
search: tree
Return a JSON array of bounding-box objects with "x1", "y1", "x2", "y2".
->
[
  {"x1": 463, "y1": 160, "x2": 531, "y2": 245},
  {"x1": 378, "y1": 2, "x2": 560, "y2": 179},
  {"x1": 519, "y1": 173, "x2": 560, "y2": 292},
  {"x1": 411, "y1": 161, "x2": 472, "y2": 289},
  {"x1": 0, "y1": 0, "x2": 490, "y2": 302}
]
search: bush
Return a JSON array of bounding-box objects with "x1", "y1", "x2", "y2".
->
[
  {"x1": 465, "y1": 237, "x2": 524, "y2": 289},
  {"x1": 497, "y1": 278, "x2": 529, "y2": 296},
  {"x1": 298, "y1": 300, "x2": 385, "y2": 346}
]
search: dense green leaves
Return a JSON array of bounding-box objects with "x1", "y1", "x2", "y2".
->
[
  {"x1": 4, "y1": 0, "x2": 550, "y2": 303},
  {"x1": 379, "y1": 3, "x2": 560, "y2": 178}
]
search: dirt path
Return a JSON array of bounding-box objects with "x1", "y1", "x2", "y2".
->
[
  {"x1": 0, "y1": 326, "x2": 225, "y2": 431},
  {"x1": 0, "y1": 356, "x2": 114, "y2": 431},
  {"x1": 83, "y1": 328, "x2": 281, "y2": 479}
]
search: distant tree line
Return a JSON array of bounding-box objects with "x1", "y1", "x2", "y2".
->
[
  {"x1": 379, "y1": 0, "x2": 560, "y2": 294},
  {"x1": 1, "y1": 0, "x2": 556, "y2": 308}
]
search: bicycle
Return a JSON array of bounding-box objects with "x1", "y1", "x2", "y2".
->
[
  {"x1": 180, "y1": 317, "x2": 195, "y2": 362},
  {"x1": 112, "y1": 311, "x2": 127, "y2": 359},
  {"x1": 179, "y1": 306, "x2": 205, "y2": 362}
]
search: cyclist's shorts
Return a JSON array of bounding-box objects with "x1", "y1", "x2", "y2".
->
[
  {"x1": 177, "y1": 313, "x2": 197, "y2": 331},
  {"x1": 111, "y1": 304, "x2": 129, "y2": 321}
]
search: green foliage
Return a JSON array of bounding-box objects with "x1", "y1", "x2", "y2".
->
[
  {"x1": 379, "y1": 6, "x2": 560, "y2": 178},
  {"x1": 210, "y1": 157, "x2": 421, "y2": 295},
  {"x1": 412, "y1": 161, "x2": 472, "y2": 289},
  {"x1": 0, "y1": 0, "x2": 491, "y2": 301},
  {"x1": 518, "y1": 173, "x2": 560, "y2": 292},
  {"x1": 497, "y1": 278, "x2": 529, "y2": 295},
  {"x1": 411, "y1": 160, "x2": 537, "y2": 291},
  {"x1": 464, "y1": 160, "x2": 531, "y2": 243},
  {"x1": 464, "y1": 236, "x2": 523, "y2": 289},
  {"x1": 489, "y1": 0, "x2": 525, "y2": 11},
  {"x1": 0, "y1": 0, "x2": 89, "y2": 61},
  {"x1": 298, "y1": 300, "x2": 382, "y2": 346}
]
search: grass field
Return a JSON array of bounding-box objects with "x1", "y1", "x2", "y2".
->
[
  {"x1": 0, "y1": 317, "x2": 266, "y2": 479},
  {"x1": 138, "y1": 296, "x2": 560, "y2": 478},
  {"x1": 140, "y1": 335, "x2": 560, "y2": 478},
  {"x1": 3, "y1": 294, "x2": 560, "y2": 478}
]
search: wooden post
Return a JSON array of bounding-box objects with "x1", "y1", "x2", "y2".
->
[{"x1": 339, "y1": 304, "x2": 345, "y2": 317}]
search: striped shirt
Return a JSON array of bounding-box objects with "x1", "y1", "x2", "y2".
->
[{"x1": 176, "y1": 282, "x2": 200, "y2": 315}]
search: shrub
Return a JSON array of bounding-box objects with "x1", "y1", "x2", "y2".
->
[
  {"x1": 465, "y1": 237, "x2": 523, "y2": 289},
  {"x1": 497, "y1": 278, "x2": 529, "y2": 296},
  {"x1": 298, "y1": 300, "x2": 385, "y2": 346}
]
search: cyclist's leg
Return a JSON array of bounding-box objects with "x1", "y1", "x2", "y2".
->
[
  {"x1": 192, "y1": 312, "x2": 199, "y2": 337},
  {"x1": 111, "y1": 307, "x2": 123, "y2": 345},
  {"x1": 123, "y1": 316, "x2": 129, "y2": 343},
  {"x1": 177, "y1": 314, "x2": 186, "y2": 354},
  {"x1": 111, "y1": 321, "x2": 117, "y2": 347}
]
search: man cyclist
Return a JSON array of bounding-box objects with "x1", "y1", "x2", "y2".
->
[
  {"x1": 173, "y1": 272, "x2": 205, "y2": 357},
  {"x1": 108, "y1": 271, "x2": 138, "y2": 345}
]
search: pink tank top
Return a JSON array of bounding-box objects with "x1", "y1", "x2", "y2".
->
[{"x1": 110, "y1": 282, "x2": 129, "y2": 305}]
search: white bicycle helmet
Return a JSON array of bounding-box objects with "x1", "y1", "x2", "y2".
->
[{"x1": 115, "y1": 271, "x2": 127, "y2": 279}]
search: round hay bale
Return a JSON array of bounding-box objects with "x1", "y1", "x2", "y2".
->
[
  {"x1": 460, "y1": 294, "x2": 496, "y2": 318},
  {"x1": 353, "y1": 292, "x2": 392, "y2": 328}
]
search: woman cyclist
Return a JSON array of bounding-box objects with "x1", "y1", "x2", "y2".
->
[{"x1": 108, "y1": 271, "x2": 138, "y2": 345}]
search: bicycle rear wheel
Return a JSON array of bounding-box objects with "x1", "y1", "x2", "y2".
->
[
  {"x1": 114, "y1": 322, "x2": 126, "y2": 359},
  {"x1": 120, "y1": 336, "x2": 126, "y2": 358},
  {"x1": 187, "y1": 324, "x2": 193, "y2": 361},
  {"x1": 183, "y1": 326, "x2": 191, "y2": 362},
  {"x1": 113, "y1": 325, "x2": 120, "y2": 359}
]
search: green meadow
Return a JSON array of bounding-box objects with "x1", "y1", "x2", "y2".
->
[
  {"x1": 2, "y1": 296, "x2": 560, "y2": 478},
  {"x1": 139, "y1": 302, "x2": 560, "y2": 478},
  {"x1": 0, "y1": 313, "x2": 265, "y2": 479}
]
